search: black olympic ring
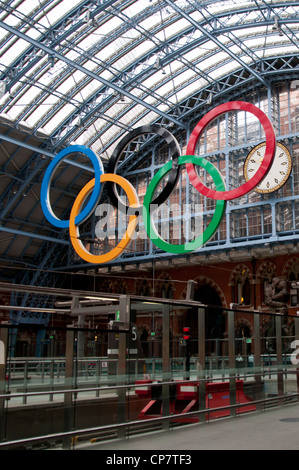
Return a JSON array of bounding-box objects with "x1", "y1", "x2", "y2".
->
[{"x1": 106, "y1": 125, "x2": 181, "y2": 216}]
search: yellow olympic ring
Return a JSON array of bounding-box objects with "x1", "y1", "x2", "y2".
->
[{"x1": 69, "y1": 173, "x2": 139, "y2": 264}]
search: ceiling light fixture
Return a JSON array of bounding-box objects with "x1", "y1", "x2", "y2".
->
[
  {"x1": 154, "y1": 57, "x2": 162, "y2": 69},
  {"x1": 272, "y1": 17, "x2": 283, "y2": 36}
]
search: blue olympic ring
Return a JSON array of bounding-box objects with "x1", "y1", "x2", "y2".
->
[{"x1": 40, "y1": 145, "x2": 104, "y2": 229}]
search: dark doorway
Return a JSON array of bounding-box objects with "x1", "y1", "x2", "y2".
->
[
  {"x1": 195, "y1": 284, "x2": 224, "y2": 337},
  {"x1": 189, "y1": 284, "x2": 225, "y2": 356}
]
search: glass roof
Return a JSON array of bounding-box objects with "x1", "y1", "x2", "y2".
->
[
  {"x1": 0, "y1": 0, "x2": 299, "y2": 282},
  {"x1": 0, "y1": 0, "x2": 298, "y2": 162}
]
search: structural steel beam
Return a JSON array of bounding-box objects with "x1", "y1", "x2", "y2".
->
[
  {"x1": 0, "y1": 134, "x2": 94, "y2": 172},
  {"x1": 0, "y1": 21, "x2": 185, "y2": 129},
  {"x1": 164, "y1": 0, "x2": 268, "y2": 87},
  {"x1": 0, "y1": 226, "x2": 69, "y2": 245}
]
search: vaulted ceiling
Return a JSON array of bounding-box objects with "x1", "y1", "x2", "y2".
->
[{"x1": 0, "y1": 0, "x2": 299, "y2": 285}]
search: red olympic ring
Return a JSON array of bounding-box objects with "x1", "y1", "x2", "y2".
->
[{"x1": 186, "y1": 101, "x2": 276, "y2": 200}]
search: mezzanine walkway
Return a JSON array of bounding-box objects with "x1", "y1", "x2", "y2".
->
[{"x1": 78, "y1": 401, "x2": 299, "y2": 451}]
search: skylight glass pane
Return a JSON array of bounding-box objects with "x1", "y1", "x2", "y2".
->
[
  {"x1": 15, "y1": 0, "x2": 40, "y2": 16},
  {"x1": 43, "y1": 103, "x2": 76, "y2": 133},
  {"x1": 0, "y1": 39, "x2": 29, "y2": 66},
  {"x1": 155, "y1": 18, "x2": 190, "y2": 42},
  {"x1": 0, "y1": 0, "x2": 297, "y2": 164},
  {"x1": 38, "y1": 0, "x2": 82, "y2": 28},
  {"x1": 28, "y1": 96, "x2": 60, "y2": 126}
]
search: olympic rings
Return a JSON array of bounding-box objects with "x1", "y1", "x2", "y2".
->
[
  {"x1": 186, "y1": 101, "x2": 276, "y2": 200},
  {"x1": 40, "y1": 145, "x2": 104, "y2": 229},
  {"x1": 143, "y1": 155, "x2": 226, "y2": 254},
  {"x1": 40, "y1": 101, "x2": 277, "y2": 264},
  {"x1": 106, "y1": 125, "x2": 181, "y2": 215},
  {"x1": 69, "y1": 173, "x2": 139, "y2": 264}
]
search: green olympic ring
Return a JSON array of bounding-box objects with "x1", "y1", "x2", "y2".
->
[{"x1": 143, "y1": 155, "x2": 226, "y2": 254}]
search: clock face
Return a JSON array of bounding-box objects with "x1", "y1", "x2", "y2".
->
[{"x1": 244, "y1": 142, "x2": 292, "y2": 193}]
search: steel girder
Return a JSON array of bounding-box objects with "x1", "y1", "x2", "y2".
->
[
  {"x1": 0, "y1": 0, "x2": 298, "y2": 323},
  {"x1": 1, "y1": 1, "x2": 298, "y2": 152},
  {"x1": 0, "y1": 2, "x2": 297, "y2": 180}
]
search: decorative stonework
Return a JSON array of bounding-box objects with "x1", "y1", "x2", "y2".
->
[
  {"x1": 155, "y1": 272, "x2": 175, "y2": 298},
  {"x1": 235, "y1": 318, "x2": 253, "y2": 336},
  {"x1": 256, "y1": 261, "x2": 276, "y2": 284},
  {"x1": 180, "y1": 275, "x2": 227, "y2": 307},
  {"x1": 135, "y1": 278, "x2": 151, "y2": 296},
  {"x1": 282, "y1": 256, "x2": 299, "y2": 280},
  {"x1": 229, "y1": 264, "x2": 253, "y2": 286}
]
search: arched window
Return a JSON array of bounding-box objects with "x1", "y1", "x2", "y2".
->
[
  {"x1": 156, "y1": 275, "x2": 174, "y2": 299},
  {"x1": 230, "y1": 266, "x2": 252, "y2": 305},
  {"x1": 114, "y1": 280, "x2": 127, "y2": 294},
  {"x1": 136, "y1": 278, "x2": 151, "y2": 297},
  {"x1": 97, "y1": 278, "x2": 113, "y2": 293}
]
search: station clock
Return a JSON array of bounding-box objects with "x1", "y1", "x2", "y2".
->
[{"x1": 244, "y1": 142, "x2": 292, "y2": 193}]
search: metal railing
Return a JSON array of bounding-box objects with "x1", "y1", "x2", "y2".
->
[
  {"x1": 0, "y1": 372, "x2": 299, "y2": 450},
  {"x1": 5, "y1": 353, "x2": 296, "y2": 386}
]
